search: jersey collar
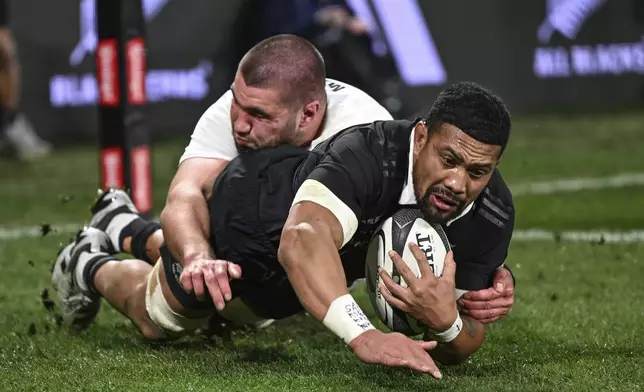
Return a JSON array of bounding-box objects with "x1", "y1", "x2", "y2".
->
[{"x1": 397, "y1": 122, "x2": 473, "y2": 227}]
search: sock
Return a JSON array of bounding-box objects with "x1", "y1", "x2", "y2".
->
[
  {"x1": 76, "y1": 250, "x2": 120, "y2": 294},
  {"x1": 103, "y1": 212, "x2": 141, "y2": 252},
  {"x1": 121, "y1": 219, "x2": 161, "y2": 264}
]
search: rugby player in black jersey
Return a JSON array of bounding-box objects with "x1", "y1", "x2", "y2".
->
[
  {"x1": 52, "y1": 80, "x2": 514, "y2": 379},
  {"x1": 206, "y1": 81, "x2": 515, "y2": 377}
]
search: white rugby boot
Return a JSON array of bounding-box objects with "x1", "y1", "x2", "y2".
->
[
  {"x1": 88, "y1": 188, "x2": 141, "y2": 253},
  {"x1": 51, "y1": 227, "x2": 114, "y2": 331}
]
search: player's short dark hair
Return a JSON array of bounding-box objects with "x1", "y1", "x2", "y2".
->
[
  {"x1": 239, "y1": 34, "x2": 327, "y2": 107},
  {"x1": 426, "y1": 81, "x2": 511, "y2": 154}
]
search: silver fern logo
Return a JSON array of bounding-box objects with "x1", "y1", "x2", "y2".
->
[
  {"x1": 533, "y1": 0, "x2": 644, "y2": 78},
  {"x1": 537, "y1": 0, "x2": 608, "y2": 44}
]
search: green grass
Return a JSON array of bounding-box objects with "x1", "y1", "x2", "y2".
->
[{"x1": 1, "y1": 112, "x2": 644, "y2": 391}]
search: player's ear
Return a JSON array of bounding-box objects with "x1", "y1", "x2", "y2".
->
[
  {"x1": 298, "y1": 100, "x2": 321, "y2": 129},
  {"x1": 413, "y1": 120, "x2": 429, "y2": 156}
]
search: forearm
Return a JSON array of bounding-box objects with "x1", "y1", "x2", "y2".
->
[
  {"x1": 278, "y1": 222, "x2": 348, "y2": 321},
  {"x1": 427, "y1": 315, "x2": 485, "y2": 365},
  {"x1": 160, "y1": 187, "x2": 212, "y2": 264}
]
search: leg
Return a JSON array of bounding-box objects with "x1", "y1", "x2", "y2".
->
[
  {"x1": 88, "y1": 189, "x2": 163, "y2": 264},
  {"x1": 87, "y1": 189, "x2": 276, "y2": 329},
  {"x1": 92, "y1": 258, "x2": 162, "y2": 340},
  {"x1": 52, "y1": 227, "x2": 216, "y2": 339}
]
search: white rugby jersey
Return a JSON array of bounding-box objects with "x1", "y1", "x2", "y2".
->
[{"x1": 179, "y1": 79, "x2": 393, "y2": 164}]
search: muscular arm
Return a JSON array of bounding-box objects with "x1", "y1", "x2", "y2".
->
[
  {"x1": 427, "y1": 315, "x2": 485, "y2": 365},
  {"x1": 277, "y1": 201, "x2": 347, "y2": 321},
  {"x1": 159, "y1": 157, "x2": 228, "y2": 265}
]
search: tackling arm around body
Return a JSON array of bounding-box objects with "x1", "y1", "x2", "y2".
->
[{"x1": 160, "y1": 157, "x2": 241, "y2": 310}]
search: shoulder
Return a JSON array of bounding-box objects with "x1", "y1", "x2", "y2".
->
[
  {"x1": 312, "y1": 119, "x2": 413, "y2": 157},
  {"x1": 324, "y1": 78, "x2": 393, "y2": 122},
  {"x1": 477, "y1": 169, "x2": 515, "y2": 230},
  {"x1": 179, "y1": 90, "x2": 235, "y2": 164},
  {"x1": 313, "y1": 79, "x2": 393, "y2": 146},
  {"x1": 198, "y1": 90, "x2": 233, "y2": 124}
]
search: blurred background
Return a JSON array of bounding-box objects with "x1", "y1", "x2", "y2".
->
[
  {"x1": 3, "y1": 0, "x2": 643, "y2": 145},
  {"x1": 1, "y1": 2, "x2": 644, "y2": 390},
  {"x1": 1, "y1": 0, "x2": 643, "y2": 230}
]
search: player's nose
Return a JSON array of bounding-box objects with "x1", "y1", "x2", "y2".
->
[
  {"x1": 443, "y1": 168, "x2": 466, "y2": 195},
  {"x1": 233, "y1": 119, "x2": 252, "y2": 136}
]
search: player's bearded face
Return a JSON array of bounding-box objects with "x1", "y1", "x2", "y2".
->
[
  {"x1": 230, "y1": 74, "x2": 299, "y2": 153},
  {"x1": 412, "y1": 122, "x2": 501, "y2": 223},
  {"x1": 232, "y1": 112, "x2": 298, "y2": 153}
]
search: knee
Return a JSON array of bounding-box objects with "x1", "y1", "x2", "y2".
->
[
  {"x1": 125, "y1": 281, "x2": 165, "y2": 340},
  {"x1": 139, "y1": 322, "x2": 166, "y2": 341}
]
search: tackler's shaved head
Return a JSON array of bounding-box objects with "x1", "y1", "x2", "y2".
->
[{"x1": 239, "y1": 34, "x2": 327, "y2": 107}]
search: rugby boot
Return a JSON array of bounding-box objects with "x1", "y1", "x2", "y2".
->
[
  {"x1": 51, "y1": 227, "x2": 114, "y2": 331},
  {"x1": 88, "y1": 188, "x2": 140, "y2": 253}
]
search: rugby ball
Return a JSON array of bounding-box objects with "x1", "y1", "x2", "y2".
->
[{"x1": 365, "y1": 208, "x2": 451, "y2": 336}]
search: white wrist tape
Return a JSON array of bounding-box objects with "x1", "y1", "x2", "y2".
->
[
  {"x1": 322, "y1": 294, "x2": 375, "y2": 344},
  {"x1": 433, "y1": 314, "x2": 463, "y2": 343}
]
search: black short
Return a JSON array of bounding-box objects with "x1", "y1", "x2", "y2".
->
[
  {"x1": 164, "y1": 145, "x2": 312, "y2": 320},
  {"x1": 160, "y1": 241, "x2": 305, "y2": 319},
  {"x1": 0, "y1": 0, "x2": 8, "y2": 27}
]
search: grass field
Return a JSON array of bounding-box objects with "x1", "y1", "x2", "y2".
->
[{"x1": 1, "y1": 112, "x2": 643, "y2": 391}]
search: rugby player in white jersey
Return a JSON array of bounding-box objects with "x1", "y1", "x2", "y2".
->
[
  {"x1": 51, "y1": 34, "x2": 394, "y2": 336},
  {"x1": 52, "y1": 35, "x2": 514, "y2": 346}
]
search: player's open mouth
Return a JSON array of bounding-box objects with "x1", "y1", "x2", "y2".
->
[{"x1": 430, "y1": 193, "x2": 457, "y2": 211}]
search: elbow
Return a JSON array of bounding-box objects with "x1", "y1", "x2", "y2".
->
[
  {"x1": 436, "y1": 339, "x2": 485, "y2": 367},
  {"x1": 278, "y1": 223, "x2": 314, "y2": 270},
  {"x1": 160, "y1": 185, "x2": 202, "y2": 227}
]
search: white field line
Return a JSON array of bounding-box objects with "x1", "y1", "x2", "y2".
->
[
  {"x1": 1, "y1": 172, "x2": 644, "y2": 242},
  {"x1": 511, "y1": 172, "x2": 644, "y2": 196}
]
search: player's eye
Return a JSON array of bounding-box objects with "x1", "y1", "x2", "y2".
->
[
  {"x1": 441, "y1": 156, "x2": 456, "y2": 167},
  {"x1": 469, "y1": 169, "x2": 487, "y2": 179}
]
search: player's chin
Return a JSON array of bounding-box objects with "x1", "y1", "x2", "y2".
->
[
  {"x1": 421, "y1": 205, "x2": 455, "y2": 224},
  {"x1": 234, "y1": 142, "x2": 256, "y2": 154}
]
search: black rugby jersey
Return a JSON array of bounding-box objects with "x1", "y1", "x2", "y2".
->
[{"x1": 293, "y1": 119, "x2": 515, "y2": 293}]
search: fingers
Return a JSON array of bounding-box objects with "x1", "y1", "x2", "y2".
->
[
  {"x1": 459, "y1": 294, "x2": 514, "y2": 311},
  {"x1": 227, "y1": 262, "x2": 242, "y2": 279},
  {"x1": 388, "y1": 250, "x2": 417, "y2": 286},
  {"x1": 461, "y1": 286, "x2": 503, "y2": 302},
  {"x1": 494, "y1": 267, "x2": 515, "y2": 291},
  {"x1": 416, "y1": 340, "x2": 438, "y2": 351},
  {"x1": 441, "y1": 250, "x2": 457, "y2": 282},
  {"x1": 460, "y1": 305, "x2": 511, "y2": 323},
  {"x1": 379, "y1": 267, "x2": 410, "y2": 301},
  {"x1": 407, "y1": 242, "x2": 433, "y2": 279},
  {"x1": 179, "y1": 272, "x2": 194, "y2": 296},
  {"x1": 410, "y1": 348, "x2": 441, "y2": 378},
  {"x1": 204, "y1": 267, "x2": 225, "y2": 310},
  {"x1": 214, "y1": 262, "x2": 232, "y2": 302},
  {"x1": 476, "y1": 317, "x2": 501, "y2": 324},
  {"x1": 382, "y1": 349, "x2": 441, "y2": 378},
  {"x1": 191, "y1": 270, "x2": 206, "y2": 301},
  {"x1": 491, "y1": 268, "x2": 509, "y2": 292},
  {"x1": 378, "y1": 283, "x2": 408, "y2": 312}
]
